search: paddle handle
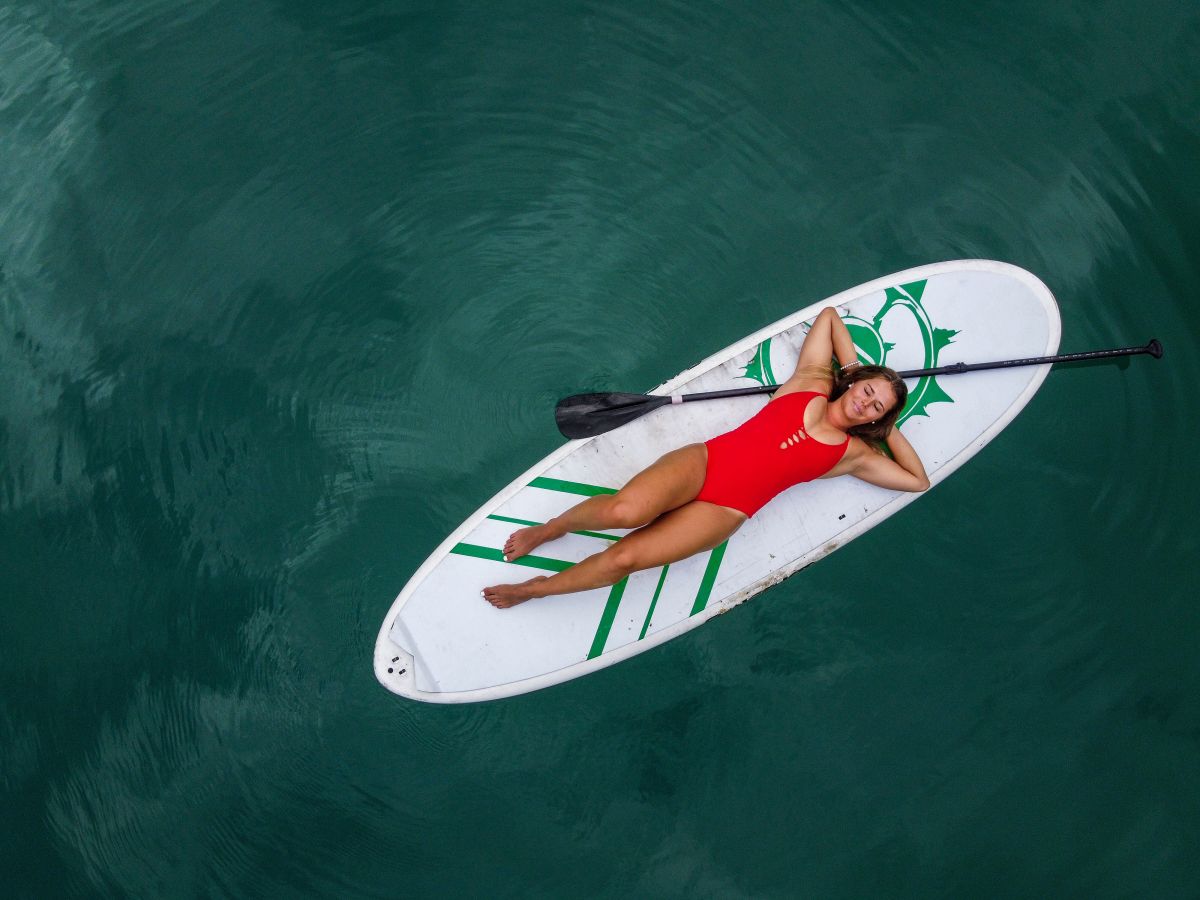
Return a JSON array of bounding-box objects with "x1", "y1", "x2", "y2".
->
[
  {"x1": 898, "y1": 339, "x2": 1163, "y2": 379},
  {"x1": 672, "y1": 340, "x2": 1163, "y2": 403}
]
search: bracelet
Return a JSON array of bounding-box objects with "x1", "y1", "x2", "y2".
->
[{"x1": 841, "y1": 360, "x2": 862, "y2": 370}]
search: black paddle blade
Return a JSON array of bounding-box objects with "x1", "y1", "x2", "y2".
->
[{"x1": 555, "y1": 392, "x2": 672, "y2": 439}]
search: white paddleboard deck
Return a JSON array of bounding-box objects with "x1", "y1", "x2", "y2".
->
[{"x1": 375, "y1": 260, "x2": 1060, "y2": 702}]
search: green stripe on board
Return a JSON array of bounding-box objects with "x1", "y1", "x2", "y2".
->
[
  {"x1": 529, "y1": 476, "x2": 617, "y2": 496},
  {"x1": 587, "y1": 577, "x2": 628, "y2": 659},
  {"x1": 450, "y1": 543, "x2": 573, "y2": 572},
  {"x1": 574, "y1": 529, "x2": 620, "y2": 542},
  {"x1": 639, "y1": 565, "x2": 670, "y2": 640},
  {"x1": 690, "y1": 542, "x2": 728, "y2": 615},
  {"x1": 762, "y1": 336, "x2": 777, "y2": 385},
  {"x1": 486, "y1": 514, "x2": 618, "y2": 542},
  {"x1": 488, "y1": 513, "x2": 540, "y2": 527}
]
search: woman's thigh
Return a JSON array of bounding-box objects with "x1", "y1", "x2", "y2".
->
[
  {"x1": 613, "y1": 444, "x2": 709, "y2": 522},
  {"x1": 610, "y1": 499, "x2": 745, "y2": 571}
]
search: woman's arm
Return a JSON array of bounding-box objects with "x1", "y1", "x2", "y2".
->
[
  {"x1": 776, "y1": 307, "x2": 860, "y2": 396},
  {"x1": 798, "y1": 307, "x2": 859, "y2": 370},
  {"x1": 847, "y1": 429, "x2": 931, "y2": 492}
]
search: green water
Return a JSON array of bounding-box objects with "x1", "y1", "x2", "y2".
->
[{"x1": 3, "y1": 1, "x2": 1198, "y2": 896}]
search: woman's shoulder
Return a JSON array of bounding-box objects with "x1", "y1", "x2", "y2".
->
[
  {"x1": 772, "y1": 369, "x2": 833, "y2": 400},
  {"x1": 841, "y1": 434, "x2": 890, "y2": 462},
  {"x1": 842, "y1": 433, "x2": 868, "y2": 453},
  {"x1": 771, "y1": 387, "x2": 828, "y2": 409}
]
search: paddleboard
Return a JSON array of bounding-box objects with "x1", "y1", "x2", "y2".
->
[{"x1": 375, "y1": 260, "x2": 1060, "y2": 703}]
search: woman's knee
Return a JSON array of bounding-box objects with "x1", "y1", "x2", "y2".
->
[
  {"x1": 601, "y1": 543, "x2": 643, "y2": 579},
  {"x1": 606, "y1": 497, "x2": 653, "y2": 530}
]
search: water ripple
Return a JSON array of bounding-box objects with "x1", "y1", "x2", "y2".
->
[{"x1": 6, "y1": 1, "x2": 1200, "y2": 895}]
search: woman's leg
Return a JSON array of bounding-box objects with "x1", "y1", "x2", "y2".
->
[
  {"x1": 484, "y1": 500, "x2": 745, "y2": 608},
  {"x1": 502, "y1": 444, "x2": 708, "y2": 561}
]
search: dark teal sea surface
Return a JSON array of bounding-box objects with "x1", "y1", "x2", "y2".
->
[{"x1": 3, "y1": 2, "x2": 1199, "y2": 896}]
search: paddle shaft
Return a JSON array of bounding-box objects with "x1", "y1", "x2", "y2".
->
[{"x1": 669, "y1": 340, "x2": 1163, "y2": 404}]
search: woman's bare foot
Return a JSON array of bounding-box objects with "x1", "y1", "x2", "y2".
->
[
  {"x1": 503, "y1": 524, "x2": 560, "y2": 561},
  {"x1": 482, "y1": 576, "x2": 548, "y2": 609}
]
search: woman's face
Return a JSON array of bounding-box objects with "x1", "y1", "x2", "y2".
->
[{"x1": 842, "y1": 377, "x2": 897, "y2": 426}]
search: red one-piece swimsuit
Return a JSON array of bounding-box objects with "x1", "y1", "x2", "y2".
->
[{"x1": 694, "y1": 390, "x2": 849, "y2": 517}]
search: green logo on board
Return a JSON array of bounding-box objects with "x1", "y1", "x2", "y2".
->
[
  {"x1": 743, "y1": 279, "x2": 958, "y2": 426},
  {"x1": 741, "y1": 340, "x2": 777, "y2": 387}
]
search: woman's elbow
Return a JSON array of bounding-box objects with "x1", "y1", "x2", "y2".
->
[{"x1": 911, "y1": 477, "x2": 931, "y2": 493}]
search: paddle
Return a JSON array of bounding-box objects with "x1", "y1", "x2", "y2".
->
[{"x1": 555, "y1": 339, "x2": 1164, "y2": 439}]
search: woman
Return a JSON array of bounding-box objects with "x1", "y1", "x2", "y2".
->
[{"x1": 482, "y1": 306, "x2": 930, "y2": 608}]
